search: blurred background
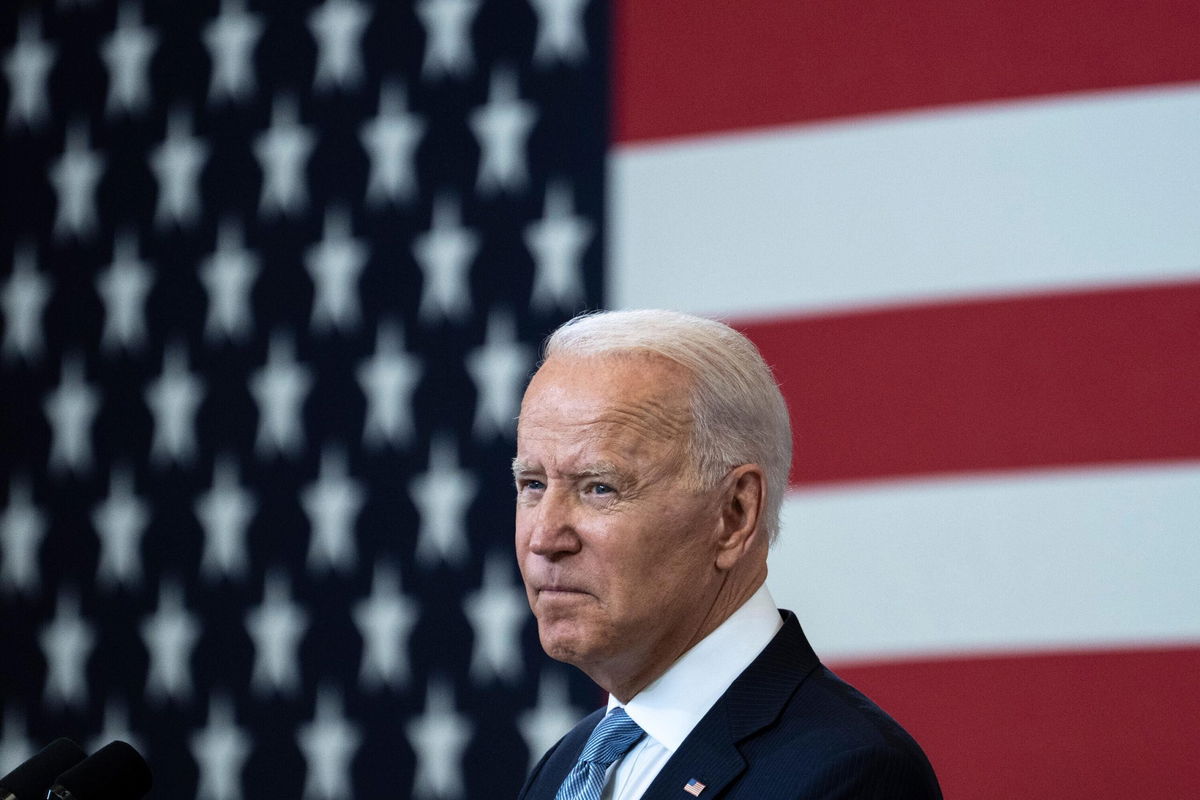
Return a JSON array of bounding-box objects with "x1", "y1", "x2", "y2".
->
[{"x1": 1, "y1": 1, "x2": 1197, "y2": 798}]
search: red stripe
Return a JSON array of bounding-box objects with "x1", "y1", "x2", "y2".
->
[
  {"x1": 735, "y1": 282, "x2": 1200, "y2": 486},
  {"x1": 834, "y1": 646, "x2": 1200, "y2": 800},
  {"x1": 614, "y1": 0, "x2": 1200, "y2": 143}
]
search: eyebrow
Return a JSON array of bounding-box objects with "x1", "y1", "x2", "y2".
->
[
  {"x1": 569, "y1": 462, "x2": 622, "y2": 480},
  {"x1": 510, "y1": 459, "x2": 624, "y2": 481}
]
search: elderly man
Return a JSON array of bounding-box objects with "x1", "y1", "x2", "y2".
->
[{"x1": 513, "y1": 310, "x2": 941, "y2": 800}]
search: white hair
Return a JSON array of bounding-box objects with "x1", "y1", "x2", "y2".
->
[{"x1": 543, "y1": 309, "x2": 793, "y2": 542}]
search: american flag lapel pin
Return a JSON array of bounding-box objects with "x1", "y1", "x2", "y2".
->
[{"x1": 683, "y1": 778, "x2": 707, "y2": 796}]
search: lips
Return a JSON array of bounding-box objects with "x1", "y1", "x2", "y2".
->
[
  {"x1": 525, "y1": 571, "x2": 589, "y2": 595},
  {"x1": 538, "y1": 585, "x2": 588, "y2": 595}
]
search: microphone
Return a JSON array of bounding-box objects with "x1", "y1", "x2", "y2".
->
[
  {"x1": 47, "y1": 741, "x2": 152, "y2": 800},
  {"x1": 0, "y1": 738, "x2": 86, "y2": 800}
]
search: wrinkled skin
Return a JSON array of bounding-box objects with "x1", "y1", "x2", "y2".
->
[{"x1": 513, "y1": 354, "x2": 767, "y2": 701}]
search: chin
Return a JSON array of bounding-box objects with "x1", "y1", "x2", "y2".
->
[
  {"x1": 538, "y1": 626, "x2": 582, "y2": 663},
  {"x1": 537, "y1": 622, "x2": 607, "y2": 669}
]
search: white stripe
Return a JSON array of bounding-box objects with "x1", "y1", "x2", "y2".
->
[
  {"x1": 765, "y1": 464, "x2": 1200, "y2": 661},
  {"x1": 610, "y1": 83, "x2": 1200, "y2": 317}
]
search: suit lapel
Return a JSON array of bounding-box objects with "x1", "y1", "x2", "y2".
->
[
  {"x1": 637, "y1": 708, "x2": 746, "y2": 800},
  {"x1": 638, "y1": 612, "x2": 821, "y2": 799}
]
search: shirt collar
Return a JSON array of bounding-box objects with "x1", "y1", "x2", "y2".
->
[{"x1": 607, "y1": 584, "x2": 782, "y2": 753}]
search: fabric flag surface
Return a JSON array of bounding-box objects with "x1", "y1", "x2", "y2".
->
[
  {"x1": 610, "y1": 2, "x2": 1200, "y2": 799},
  {"x1": 1, "y1": 1, "x2": 606, "y2": 798}
]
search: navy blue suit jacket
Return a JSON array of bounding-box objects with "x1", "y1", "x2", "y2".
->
[{"x1": 518, "y1": 611, "x2": 942, "y2": 799}]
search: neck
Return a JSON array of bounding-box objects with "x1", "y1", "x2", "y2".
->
[{"x1": 595, "y1": 568, "x2": 767, "y2": 703}]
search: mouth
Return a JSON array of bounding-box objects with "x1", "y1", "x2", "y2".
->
[{"x1": 537, "y1": 585, "x2": 590, "y2": 597}]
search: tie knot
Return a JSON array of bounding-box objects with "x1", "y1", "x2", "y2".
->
[{"x1": 578, "y1": 708, "x2": 645, "y2": 768}]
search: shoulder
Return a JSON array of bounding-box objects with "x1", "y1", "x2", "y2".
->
[
  {"x1": 785, "y1": 664, "x2": 925, "y2": 750},
  {"x1": 715, "y1": 613, "x2": 941, "y2": 797},
  {"x1": 801, "y1": 740, "x2": 944, "y2": 799},
  {"x1": 736, "y1": 664, "x2": 942, "y2": 798}
]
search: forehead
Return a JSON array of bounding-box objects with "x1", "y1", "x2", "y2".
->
[{"x1": 516, "y1": 354, "x2": 693, "y2": 465}]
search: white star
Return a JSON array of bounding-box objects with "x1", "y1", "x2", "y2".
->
[
  {"x1": 416, "y1": 0, "x2": 479, "y2": 79},
  {"x1": 145, "y1": 341, "x2": 206, "y2": 466},
  {"x1": 308, "y1": 0, "x2": 371, "y2": 92},
  {"x1": 360, "y1": 81, "x2": 425, "y2": 206},
  {"x1": 406, "y1": 679, "x2": 473, "y2": 800},
  {"x1": 524, "y1": 180, "x2": 593, "y2": 311},
  {"x1": 254, "y1": 96, "x2": 315, "y2": 217},
  {"x1": 0, "y1": 707, "x2": 35, "y2": 773},
  {"x1": 518, "y1": 670, "x2": 582, "y2": 771},
  {"x1": 306, "y1": 208, "x2": 367, "y2": 333},
  {"x1": 200, "y1": 219, "x2": 260, "y2": 343},
  {"x1": 250, "y1": 331, "x2": 313, "y2": 458},
  {"x1": 355, "y1": 319, "x2": 422, "y2": 448},
  {"x1": 92, "y1": 466, "x2": 150, "y2": 590},
  {"x1": 301, "y1": 446, "x2": 364, "y2": 574},
  {"x1": 101, "y1": 2, "x2": 158, "y2": 116},
  {"x1": 469, "y1": 67, "x2": 537, "y2": 194},
  {"x1": 245, "y1": 570, "x2": 308, "y2": 696},
  {"x1": 3, "y1": 15, "x2": 56, "y2": 130},
  {"x1": 44, "y1": 353, "x2": 101, "y2": 476},
  {"x1": 49, "y1": 122, "x2": 105, "y2": 240},
  {"x1": 352, "y1": 563, "x2": 418, "y2": 690},
  {"x1": 204, "y1": 0, "x2": 263, "y2": 104},
  {"x1": 196, "y1": 456, "x2": 257, "y2": 582},
  {"x1": 463, "y1": 552, "x2": 528, "y2": 683},
  {"x1": 1, "y1": 243, "x2": 52, "y2": 363},
  {"x1": 97, "y1": 231, "x2": 154, "y2": 354},
  {"x1": 140, "y1": 579, "x2": 202, "y2": 704},
  {"x1": 297, "y1": 686, "x2": 362, "y2": 800},
  {"x1": 39, "y1": 589, "x2": 95, "y2": 708},
  {"x1": 191, "y1": 694, "x2": 253, "y2": 800},
  {"x1": 465, "y1": 309, "x2": 532, "y2": 439},
  {"x1": 89, "y1": 698, "x2": 145, "y2": 756},
  {"x1": 357, "y1": 320, "x2": 421, "y2": 449},
  {"x1": 150, "y1": 109, "x2": 209, "y2": 229},
  {"x1": 529, "y1": 0, "x2": 590, "y2": 66},
  {"x1": 412, "y1": 194, "x2": 478, "y2": 322},
  {"x1": 1, "y1": 476, "x2": 45, "y2": 595},
  {"x1": 409, "y1": 434, "x2": 476, "y2": 568}
]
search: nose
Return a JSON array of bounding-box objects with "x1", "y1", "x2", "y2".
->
[{"x1": 520, "y1": 487, "x2": 581, "y2": 560}]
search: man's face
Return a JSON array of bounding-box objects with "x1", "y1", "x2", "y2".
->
[{"x1": 514, "y1": 354, "x2": 726, "y2": 691}]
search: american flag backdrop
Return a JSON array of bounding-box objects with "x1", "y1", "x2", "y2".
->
[
  {"x1": 1, "y1": 1, "x2": 604, "y2": 798},
  {"x1": 3, "y1": 2, "x2": 1200, "y2": 800},
  {"x1": 609, "y1": 2, "x2": 1200, "y2": 799}
]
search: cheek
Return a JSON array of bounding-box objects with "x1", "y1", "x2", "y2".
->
[
  {"x1": 629, "y1": 507, "x2": 719, "y2": 582},
  {"x1": 594, "y1": 538, "x2": 676, "y2": 611},
  {"x1": 513, "y1": 519, "x2": 528, "y2": 557},
  {"x1": 513, "y1": 506, "x2": 540, "y2": 559}
]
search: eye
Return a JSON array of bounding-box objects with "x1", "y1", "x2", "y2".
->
[
  {"x1": 516, "y1": 478, "x2": 545, "y2": 493},
  {"x1": 588, "y1": 483, "x2": 615, "y2": 496}
]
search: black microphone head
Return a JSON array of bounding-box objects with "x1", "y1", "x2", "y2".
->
[
  {"x1": 49, "y1": 741, "x2": 151, "y2": 800},
  {"x1": 0, "y1": 738, "x2": 86, "y2": 800}
]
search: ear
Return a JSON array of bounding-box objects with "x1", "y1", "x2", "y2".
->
[{"x1": 714, "y1": 464, "x2": 766, "y2": 571}]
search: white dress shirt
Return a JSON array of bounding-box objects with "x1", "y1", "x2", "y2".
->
[{"x1": 599, "y1": 585, "x2": 783, "y2": 799}]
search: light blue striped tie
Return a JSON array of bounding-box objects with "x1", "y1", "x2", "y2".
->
[{"x1": 555, "y1": 708, "x2": 646, "y2": 800}]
